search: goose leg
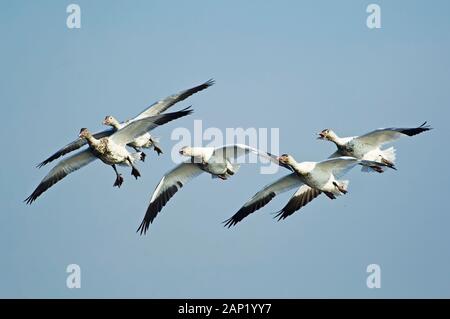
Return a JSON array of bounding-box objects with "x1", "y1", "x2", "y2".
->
[
  {"x1": 324, "y1": 191, "x2": 336, "y2": 200},
  {"x1": 132, "y1": 146, "x2": 146, "y2": 162},
  {"x1": 380, "y1": 157, "x2": 396, "y2": 170},
  {"x1": 153, "y1": 145, "x2": 163, "y2": 156},
  {"x1": 217, "y1": 174, "x2": 228, "y2": 180},
  {"x1": 226, "y1": 168, "x2": 235, "y2": 176},
  {"x1": 149, "y1": 137, "x2": 163, "y2": 156},
  {"x1": 333, "y1": 181, "x2": 347, "y2": 194},
  {"x1": 127, "y1": 157, "x2": 141, "y2": 179},
  {"x1": 112, "y1": 164, "x2": 124, "y2": 188},
  {"x1": 370, "y1": 165, "x2": 384, "y2": 173}
]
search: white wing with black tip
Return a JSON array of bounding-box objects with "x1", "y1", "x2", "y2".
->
[
  {"x1": 37, "y1": 80, "x2": 213, "y2": 167},
  {"x1": 133, "y1": 79, "x2": 214, "y2": 121},
  {"x1": 137, "y1": 163, "x2": 204, "y2": 235},
  {"x1": 25, "y1": 149, "x2": 97, "y2": 204},
  {"x1": 37, "y1": 129, "x2": 114, "y2": 168},
  {"x1": 274, "y1": 185, "x2": 322, "y2": 221},
  {"x1": 109, "y1": 108, "x2": 193, "y2": 146},
  {"x1": 224, "y1": 173, "x2": 302, "y2": 227},
  {"x1": 354, "y1": 122, "x2": 432, "y2": 147}
]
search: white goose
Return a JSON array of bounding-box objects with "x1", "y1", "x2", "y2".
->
[
  {"x1": 25, "y1": 109, "x2": 192, "y2": 204},
  {"x1": 37, "y1": 79, "x2": 214, "y2": 167},
  {"x1": 224, "y1": 154, "x2": 386, "y2": 227},
  {"x1": 317, "y1": 122, "x2": 432, "y2": 172},
  {"x1": 137, "y1": 144, "x2": 276, "y2": 234}
]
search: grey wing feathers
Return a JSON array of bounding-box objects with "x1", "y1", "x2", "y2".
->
[
  {"x1": 137, "y1": 163, "x2": 203, "y2": 235},
  {"x1": 392, "y1": 121, "x2": 432, "y2": 137},
  {"x1": 315, "y1": 157, "x2": 359, "y2": 179},
  {"x1": 37, "y1": 129, "x2": 114, "y2": 168},
  {"x1": 213, "y1": 144, "x2": 281, "y2": 167},
  {"x1": 26, "y1": 149, "x2": 97, "y2": 204},
  {"x1": 274, "y1": 186, "x2": 322, "y2": 221},
  {"x1": 110, "y1": 107, "x2": 193, "y2": 146},
  {"x1": 327, "y1": 150, "x2": 343, "y2": 159},
  {"x1": 133, "y1": 79, "x2": 214, "y2": 120},
  {"x1": 223, "y1": 173, "x2": 302, "y2": 227},
  {"x1": 356, "y1": 121, "x2": 432, "y2": 146}
]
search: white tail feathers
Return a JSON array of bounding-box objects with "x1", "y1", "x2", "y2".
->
[
  {"x1": 360, "y1": 159, "x2": 386, "y2": 173},
  {"x1": 382, "y1": 146, "x2": 396, "y2": 164},
  {"x1": 361, "y1": 165, "x2": 381, "y2": 173},
  {"x1": 150, "y1": 136, "x2": 161, "y2": 145},
  {"x1": 332, "y1": 180, "x2": 349, "y2": 196},
  {"x1": 360, "y1": 148, "x2": 396, "y2": 173},
  {"x1": 129, "y1": 152, "x2": 143, "y2": 163},
  {"x1": 230, "y1": 163, "x2": 241, "y2": 175},
  {"x1": 340, "y1": 180, "x2": 349, "y2": 192}
]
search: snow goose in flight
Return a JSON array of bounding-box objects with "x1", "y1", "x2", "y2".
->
[
  {"x1": 137, "y1": 144, "x2": 276, "y2": 234},
  {"x1": 25, "y1": 109, "x2": 193, "y2": 204},
  {"x1": 224, "y1": 155, "x2": 386, "y2": 227},
  {"x1": 37, "y1": 79, "x2": 214, "y2": 167},
  {"x1": 102, "y1": 115, "x2": 162, "y2": 160},
  {"x1": 317, "y1": 122, "x2": 432, "y2": 172}
]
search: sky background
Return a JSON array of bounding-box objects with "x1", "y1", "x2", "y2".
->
[{"x1": 1, "y1": 0, "x2": 449, "y2": 298}]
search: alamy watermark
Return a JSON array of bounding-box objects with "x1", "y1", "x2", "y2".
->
[
  {"x1": 66, "y1": 264, "x2": 81, "y2": 289},
  {"x1": 66, "y1": 4, "x2": 81, "y2": 29},
  {"x1": 366, "y1": 4, "x2": 381, "y2": 29},
  {"x1": 170, "y1": 120, "x2": 281, "y2": 175},
  {"x1": 366, "y1": 264, "x2": 381, "y2": 289}
]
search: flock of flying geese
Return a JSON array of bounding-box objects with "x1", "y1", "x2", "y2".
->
[{"x1": 26, "y1": 79, "x2": 432, "y2": 235}]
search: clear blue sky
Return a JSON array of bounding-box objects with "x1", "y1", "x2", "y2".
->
[{"x1": 1, "y1": 0, "x2": 449, "y2": 298}]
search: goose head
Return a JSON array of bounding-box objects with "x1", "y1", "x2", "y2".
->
[
  {"x1": 317, "y1": 129, "x2": 338, "y2": 141},
  {"x1": 103, "y1": 115, "x2": 120, "y2": 128},
  {"x1": 78, "y1": 128, "x2": 91, "y2": 139},
  {"x1": 179, "y1": 146, "x2": 200, "y2": 157},
  {"x1": 179, "y1": 146, "x2": 189, "y2": 156},
  {"x1": 179, "y1": 146, "x2": 206, "y2": 161},
  {"x1": 277, "y1": 154, "x2": 296, "y2": 167}
]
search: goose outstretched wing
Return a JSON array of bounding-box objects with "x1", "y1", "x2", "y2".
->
[
  {"x1": 274, "y1": 185, "x2": 322, "y2": 220},
  {"x1": 132, "y1": 79, "x2": 214, "y2": 121},
  {"x1": 314, "y1": 157, "x2": 360, "y2": 179},
  {"x1": 224, "y1": 173, "x2": 302, "y2": 227},
  {"x1": 37, "y1": 129, "x2": 114, "y2": 168},
  {"x1": 354, "y1": 122, "x2": 432, "y2": 147},
  {"x1": 26, "y1": 149, "x2": 97, "y2": 204},
  {"x1": 109, "y1": 108, "x2": 193, "y2": 146},
  {"x1": 212, "y1": 144, "x2": 279, "y2": 165},
  {"x1": 137, "y1": 163, "x2": 204, "y2": 235}
]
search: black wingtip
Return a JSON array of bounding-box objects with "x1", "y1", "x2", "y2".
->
[
  {"x1": 204, "y1": 78, "x2": 215, "y2": 87},
  {"x1": 153, "y1": 107, "x2": 194, "y2": 127},
  {"x1": 36, "y1": 162, "x2": 46, "y2": 169},
  {"x1": 419, "y1": 121, "x2": 433, "y2": 130},
  {"x1": 181, "y1": 105, "x2": 194, "y2": 112},
  {"x1": 36, "y1": 158, "x2": 52, "y2": 169},
  {"x1": 24, "y1": 194, "x2": 35, "y2": 205},
  {"x1": 273, "y1": 210, "x2": 286, "y2": 222},
  {"x1": 136, "y1": 220, "x2": 149, "y2": 236},
  {"x1": 222, "y1": 217, "x2": 237, "y2": 228},
  {"x1": 400, "y1": 121, "x2": 433, "y2": 137}
]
